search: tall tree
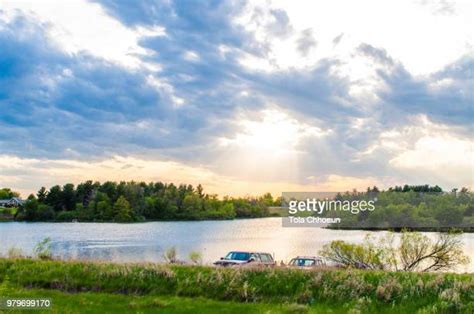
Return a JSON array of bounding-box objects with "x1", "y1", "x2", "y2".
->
[
  {"x1": 45, "y1": 185, "x2": 63, "y2": 211},
  {"x1": 62, "y1": 183, "x2": 76, "y2": 211},
  {"x1": 113, "y1": 196, "x2": 133, "y2": 222},
  {"x1": 76, "y1": 180, "x2": 95, "y2": 207},
  {"x1": 36, "y1": 187, "x2": 47, "y2": 203}
]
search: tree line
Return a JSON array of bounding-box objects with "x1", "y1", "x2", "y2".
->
[
  {"x1": 9, "y1": 181, "x2": 280, "y2": 222},
  {"x1": 2, "y1": 184, "x2": 473, "y2": 227},
  {"x1": 326, "y1": 186, "x2": 474, "y2": 231}
]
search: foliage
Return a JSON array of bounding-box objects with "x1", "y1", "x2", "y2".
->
[
  {"x1": 189, "y1": 251, "x2": 202, "y2": 265},
  {"x1": 0, "y1": 188, "x2": 19, "y2": 199},
  {"x1": 8, "y1": 184, "x2": 474, "y2": 228},
  {"x1": 319, "y1": 231, "x2": 470, "y2": 272},
  {"x1": 13, "y1": 181, "x2": 277, "y2": 222},
  {"x1": 326, "y1": 186, "x2": 473, "y2": 231},
  {"x1": 33, "y1": 237, "x2": 53, "y2": 260},
  {"x1": 113, "y1": 196, "x2": 134, "y2": 222},
  {"x1": 163, "y1": 247, "x2": 178, "y2": 264},
  {"x1": 318, "y1": 237, "x2": 387, "y2": 270}
]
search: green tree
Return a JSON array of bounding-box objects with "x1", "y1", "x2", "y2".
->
[
  {"x1": 260, "y1": 193, "x2": 274, "y2": 207},
  {"x1": 196, "y1": 184, "x2": 204, "y2": 198},
  {"x1": 22, "y1": 195, "x2": 39, "y2": 221},
  {"x1": 436, "y1": 207, "x2": 464, "y2": 226},
  {"x1": 0, "y1": 188, "x2": 20, "y2": 199},
  {"x1": 36, "y1": 187, "x2": 47, "y2": 203},
  {"x1": 37, "y1": 204, "x2": 55, "y2": 220},
  {"x1": 45, "y1": 185, "x2": 63, "y2": 211},
  {"x1": 113, "y1": 196, "x2": 133, "y2": 222},
  {"x1": 319, "y1": 236, "x2": 386, "y2": 270},
  {"x1": 183, "y1": 194, "x2": 203, "y2": 213},
  {"x1": 62, "y1": 183, "x2": 76, "y2": 211},
  {"x1": 76, "y1": 180, "x2": 95, "y2": 207}
]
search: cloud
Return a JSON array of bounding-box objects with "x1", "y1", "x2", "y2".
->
[
  {"x1": 375, "y1": 53, "x2": 474, "y2": 130},
  {"x1": 261, "y1": 0, "x2": 473, "y2": 75},
  {"x1": 297, "y1": 28, "x2": 317, "y2": 56},
  {"x1": 0, "y1": 0, "x2": 165, "y2": 69},
  {"x1": 353, "y1": 115, "x2": 474, "y2": 189},
  {"x1": 0, "y1": 0, "x2": 472, "y2": 195}
]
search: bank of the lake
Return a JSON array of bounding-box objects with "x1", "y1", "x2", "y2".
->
[{"x1": 0, "y1": 258, "x2": 473, "y2": 313}]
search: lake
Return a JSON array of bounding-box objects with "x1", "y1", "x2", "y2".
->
[{"x1": 1, "y1": 218, "x2": 473, "y2": 272}]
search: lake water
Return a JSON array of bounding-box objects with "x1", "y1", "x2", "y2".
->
[{"x1": 1, "y1": 218, "x2": 473, "y2": 272}]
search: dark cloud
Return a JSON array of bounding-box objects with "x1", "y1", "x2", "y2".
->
[{"x1": 375, "y1": 53, "x2": 473, "y2": 131}]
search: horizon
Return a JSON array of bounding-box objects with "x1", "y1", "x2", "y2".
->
[{"x1": 1, "y1": 0, "x2": 473, "y2": 197}]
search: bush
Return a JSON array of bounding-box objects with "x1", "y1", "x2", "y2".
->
[
  {"x1": 189, "y1": 251, "x2": 202, "y2": 265},
  {"x1": 6, "y1": 247, "x2": 24, "y2": 259},
  {"x1": 163, "y1": 247, "x2": 178, "y2": 264},
  {"x1": 55, "y1": 211, "x2": 78, "y2": 222},
  {"x1": 33, "y1": 237, "x2": 53, "y2": 260}
]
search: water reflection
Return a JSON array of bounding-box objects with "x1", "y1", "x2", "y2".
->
[{"x1": 0, "y1": 218, "x2": 472, "y2": 272}]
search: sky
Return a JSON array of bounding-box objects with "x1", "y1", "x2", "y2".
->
[{"x1": 0, "y1": 0, "x2": 473, "y2": 197}]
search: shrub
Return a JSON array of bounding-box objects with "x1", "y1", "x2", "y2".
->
[
  {"x1": 34, "y1": 237, "x2": 53, "y2": 260},
  {"x1": 188, "y1": 251, "x2": 202, "y2": 265},
  {"x1": 7, "y1": 247, "x2": 24, "y2": 259},
  {"x1": 163, "y1": 247, "x2": 178, "y2": 264}
]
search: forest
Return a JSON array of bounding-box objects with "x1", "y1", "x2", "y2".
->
[
  {"x1": 1, "y1": 184, "x2": 472, "y2": 228},
  {"x1": 1, "y1": 181, "x2": 278, "y2": 222},
  {"x1": 323, "y1": 185, "x2": 474, "y2": 231}
]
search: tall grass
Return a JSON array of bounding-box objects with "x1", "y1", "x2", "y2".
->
[{"x1": 0, "y1": 258, "x2": 472, "y2": 312}]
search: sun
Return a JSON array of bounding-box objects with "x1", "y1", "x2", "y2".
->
[
  {"x1": 215, "y1": 108, "x2": 329, "y2": 183},
  {"x1": 227, "y1": 109, "x2": 301, "y2": 152}
]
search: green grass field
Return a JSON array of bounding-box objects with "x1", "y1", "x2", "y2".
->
[
  {"x1": 1, "y1": 286, "x2": 331, "y2": 314},
  {"x1": 0, "y1": 258, "x2": 472, "y2": 313}
]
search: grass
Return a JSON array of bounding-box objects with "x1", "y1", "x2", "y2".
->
[
  {"x1": 0, "y1": 258, "x2": 473, "y2": 313},
  {"x1": 3, "y1": 286, "x2": 468, "y2": 314},
  {"x1": 0, "y1": 286, "x2": 328, "y2": 314}
]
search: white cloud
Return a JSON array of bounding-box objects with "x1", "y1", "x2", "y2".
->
[
  {"x1": 234, "y1": 0, "x2": 473, "y2": 76},
  {"x1": 389, "y1": 134, "x2": 473, "y2": 188},
  {"x1": 145, "y1": 75, "x2": 185, "y2": 107},
  {"x1": 0, "y1": 0, "x2": 166, "y2": 69},
  {"x1": 183, "y1": 50, "x2": 200, "y2": 62},
  {"x1": 360, "y1": 115, "x2": 474, "y2": 188}
]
